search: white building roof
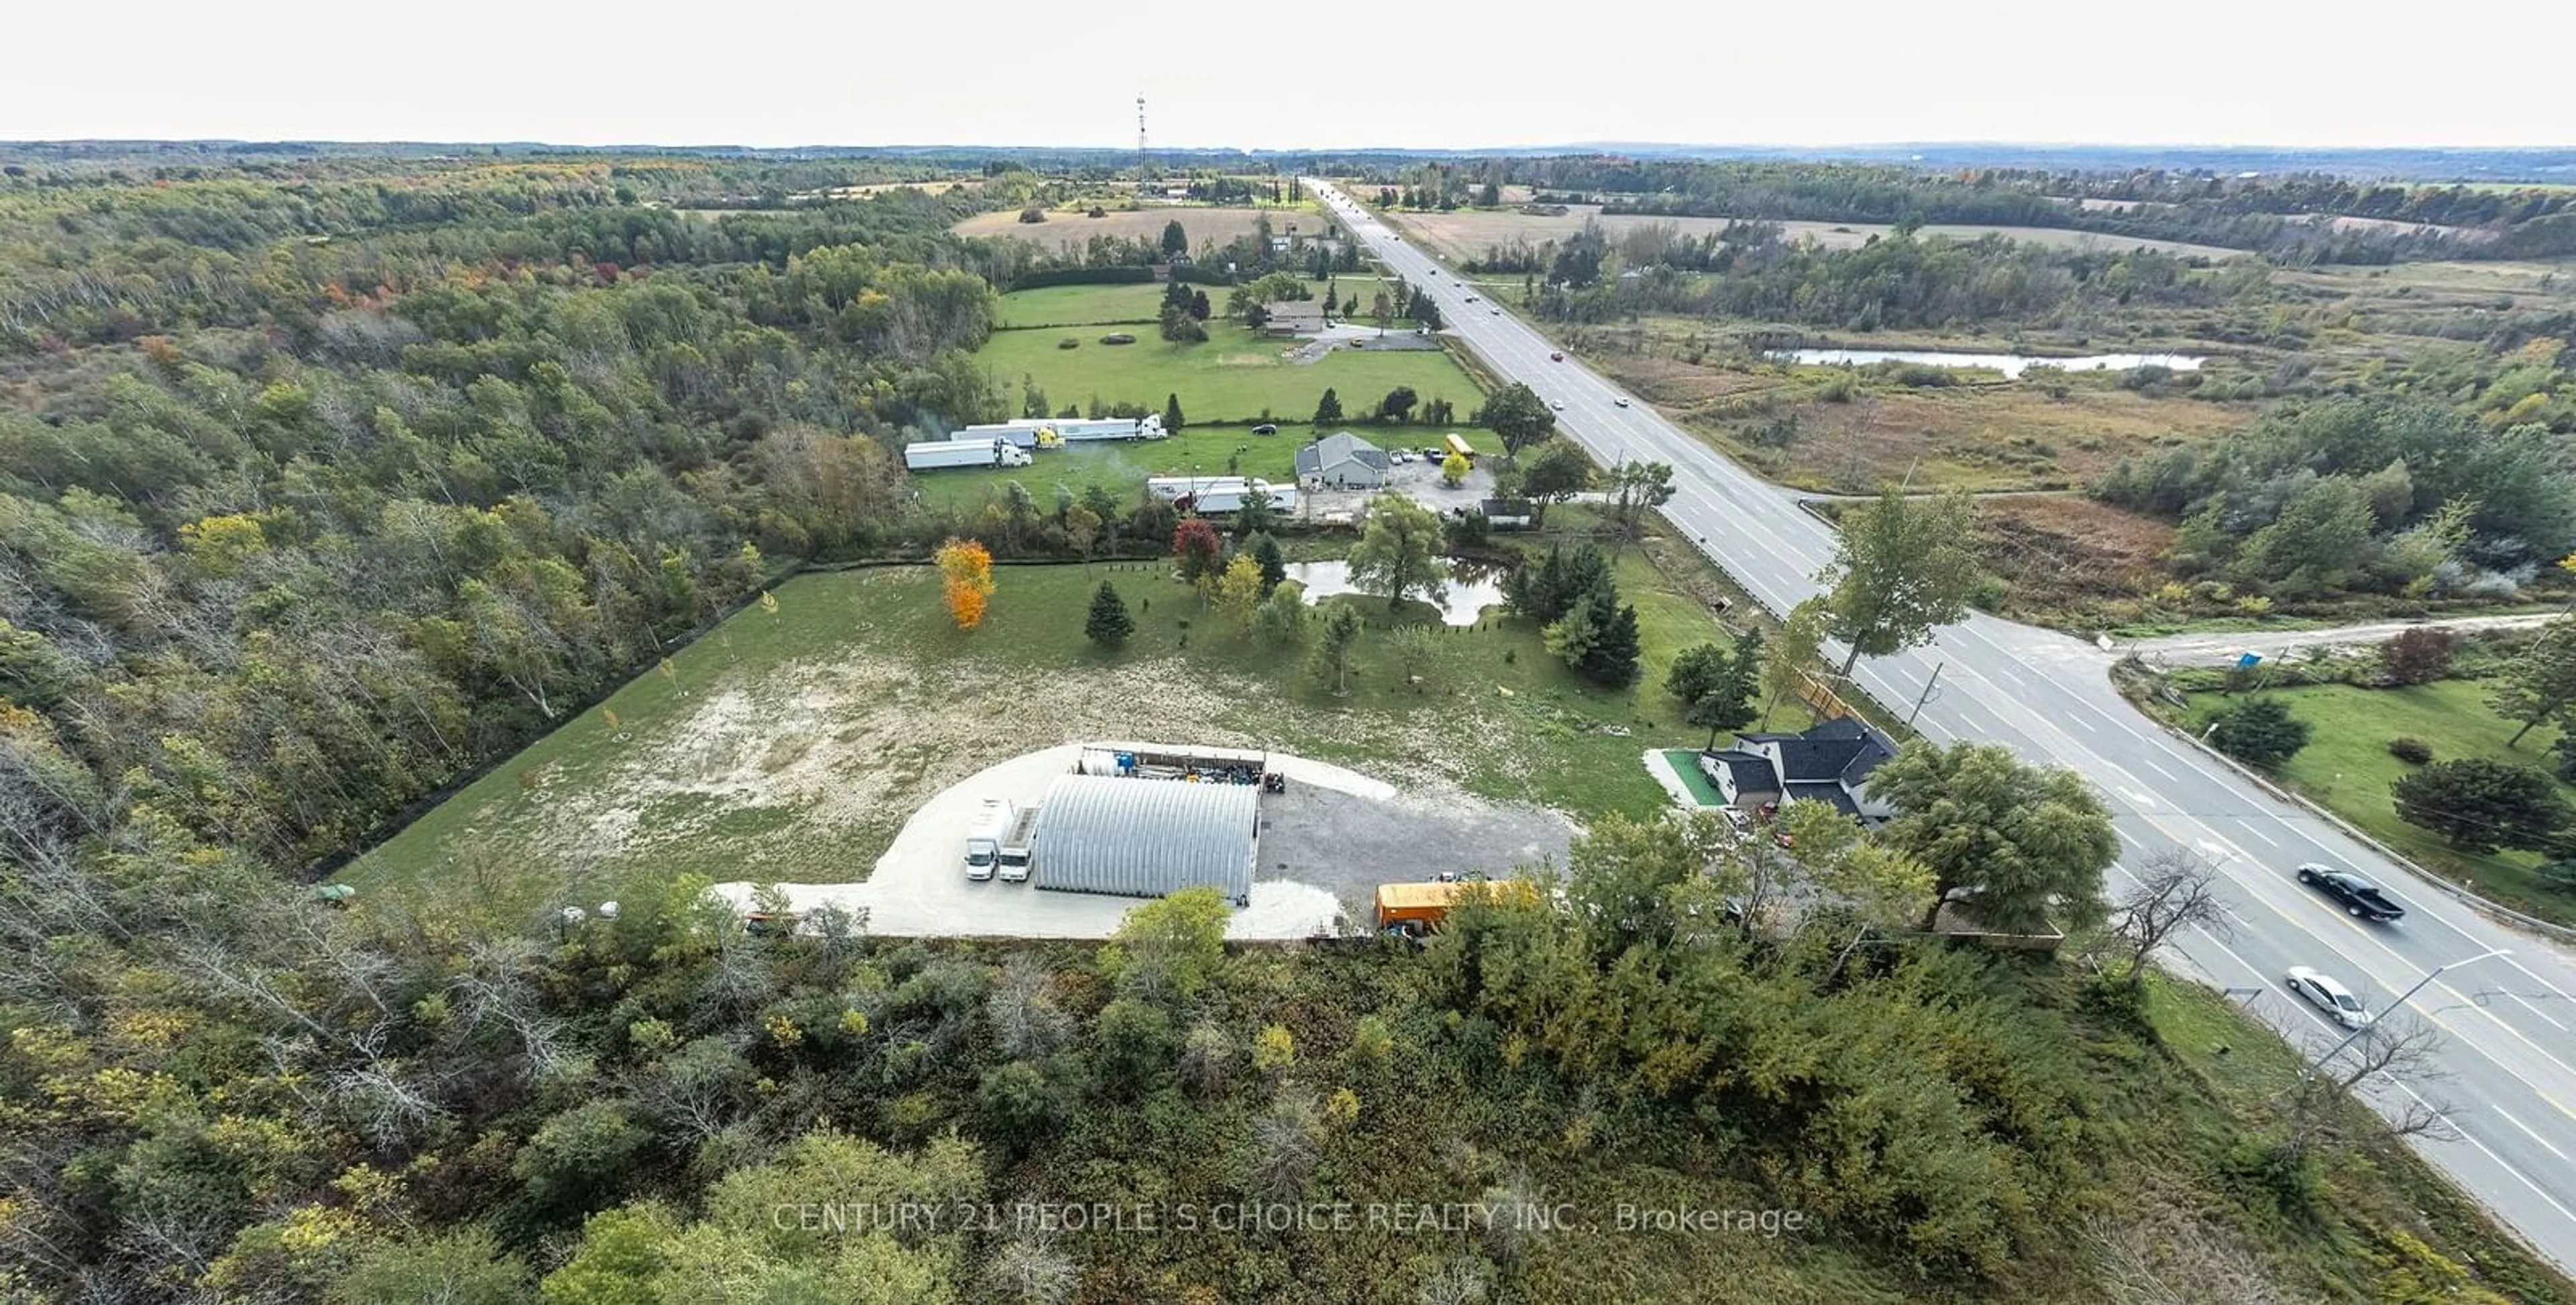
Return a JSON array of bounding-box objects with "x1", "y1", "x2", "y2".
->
[{"x1": 1030, "y1": 774, "x2": 1258, "y2": 901}]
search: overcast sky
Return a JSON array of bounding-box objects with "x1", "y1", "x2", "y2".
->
[{"x1": 9, "y1": 0, "x2": 2570, "y2": 150}]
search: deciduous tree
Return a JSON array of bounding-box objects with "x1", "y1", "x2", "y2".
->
[
  {"x1": 1308, "y1": 603, "x2": 1365, "y2": 695},
  {"x1": 2379, "y1": 626, "x2": 2459, "y2": 685},
  {"x1": 1817, "y1": 488, "x2": 1980, "y2": 676},
  {"x1": 1347, "y1": 495, "x2": 1447, "y2": 610},
  {"x1": 1519, "y1": 440, "x2": 1592, "y2": 524},
  {"x1": 1171, "y1": 518, "x2": 1222, "y2": 583},
  {"x1": 934, "y1": 538, "x2": 996, "y2": 631},
  {"x1": 1216, "y1": 556, "x2": 1266, "y2": 634},
  {"x1": 1866, "y1": 740, "x2": 2118, "y2": 934},
  {"x1": 1481, "y1": 382, "x2": 1558, "y2": 460}
]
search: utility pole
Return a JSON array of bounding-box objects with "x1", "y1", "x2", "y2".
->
[
  {"x1": 2310, "y1": 948, "x2": 2510, "y2": 1074},
  {"x1": 1906, "y1": 661, "x2": 1945, "y2": 728}
]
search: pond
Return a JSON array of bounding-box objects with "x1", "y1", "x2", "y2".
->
[
  {"x1": 1777, "y1": 348, "x2": 2206, "y2": 379},
  {"x1": 1284, "y1": 557, "x2": 1510, "y2": 626}
]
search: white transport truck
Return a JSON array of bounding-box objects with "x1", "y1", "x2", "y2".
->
[
  {"x1": 906, "y1": 437, "x2": 1030, "y2": 471},
  {"x1": 963, "y1": 798, "x2": 1015, "y2": 880},
  {"x1": 997, "y1": 804, "x2": 1040, "y2": 883}
]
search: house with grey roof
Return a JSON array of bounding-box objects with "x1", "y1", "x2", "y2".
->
[
  {"x1": 1294, "y1": 431, "x2": 1389, "y2": 490},
  {"x1": 1260, "y1": 300, "x2": 1326, "y2": 336},
  {"x1": 1698, "y1": 717, "x2": 1899, "y2": 823}
]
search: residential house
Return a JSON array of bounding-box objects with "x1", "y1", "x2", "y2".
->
[
  {"x1": 1697, "y1": 717, "x2": 1898, "y2": 823},
  {"x1": 1295, "y1": 432, "x2": 1389, "y2": 490},
  {"x1": 1260, "y1": 300, "x2": 1327, "y2": 336}
]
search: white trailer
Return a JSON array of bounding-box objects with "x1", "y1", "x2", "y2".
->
[
  {"x1": 1144, "y1": 476, "x2": 1296, "y2": 514},
  {"x1": 964, "y1": 798, "x2": 1015, "y2": 880},
  {"x1": 1059, "y1": 414, "x2": 1167, "y2": 442},
  {"x1": 906, "y1": 437, "x2": 1030, "y2": 471},
  {"x1": 954, "y1": 424, "x2": 1043, "y2": 451}
]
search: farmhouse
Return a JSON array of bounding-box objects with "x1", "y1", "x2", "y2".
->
[
  {"x1": 1261, "y1": 300, "x2": 1327, "y2": 336},
  {"x1": 1698, "y1": 717, "x2": 1898, "y2": 822},
  {"x1": 1295, "y1": 432, "x2": 1390, "y2": 490}
]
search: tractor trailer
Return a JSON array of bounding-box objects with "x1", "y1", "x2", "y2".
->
[
  {"x1": 955, "y1": 414, "x2": 1167, "y2": 447},
  {"x1": 906, "y1": 437, "x2": 1030, "y2": 471}
]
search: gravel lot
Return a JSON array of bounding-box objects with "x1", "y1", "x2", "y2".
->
[
  {"x1": 709, "y1": 742, "x2": 1568, "y2": 941},
  {"x1": 1256, "y1": 779, "x2": 1575, "y2": 925}
]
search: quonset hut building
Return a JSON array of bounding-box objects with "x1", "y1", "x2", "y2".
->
[{"x1": 1028, "y1": 774, "x2": 1259, "y2": 905}]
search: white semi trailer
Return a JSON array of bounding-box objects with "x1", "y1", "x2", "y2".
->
[
  {"x1": 957, "y1": 414, "x2": 1168, "y2": 446},
  {"x1": 906, "y1": 437, "x2": 1030, "y2": 471},
  {"x1": 1143, "y1": 476, "x2": 1297, "y2": 514}
]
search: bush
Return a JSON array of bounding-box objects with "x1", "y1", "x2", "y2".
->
[
  {"x1": 2380, "y1": 626, "x2": 2460, "y2": 685},
  {"x1": 2208, "y1": 697, "x2": 2311, "y2": 771},
  {"x1": 2388, "y1": 736, "x2": 2434, "y2": 764}
]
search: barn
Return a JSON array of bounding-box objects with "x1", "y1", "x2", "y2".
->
[{"x1": 1030, "y1": 774, "x2": 1260, "y2": 904}]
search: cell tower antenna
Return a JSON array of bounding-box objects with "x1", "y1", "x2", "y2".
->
[{"x1": 1136, "y1": 95, "x2": 1147, "y2": 155}]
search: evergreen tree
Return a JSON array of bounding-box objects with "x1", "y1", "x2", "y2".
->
[
  {"x1": 1249, "y1": 533, "x2": 1287, "y2": 591},
  {"x1": 1085, "y1": 581, "x2": 1135, "y2": 648},
  {"x1": 1315, "y1": 388, "x2": 1342, "y2": 424},
  {"x1": 1163, "y1": 393, "x2": 1185, "y2": 433}
]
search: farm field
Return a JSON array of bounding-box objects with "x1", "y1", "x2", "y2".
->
[
  {"x1": 347, "y1": 546, "x2": 1780, "y2": 899},
  {"x1": 990, "y1": 276, "x2": 1401, "y2": 328},
  {"x1": 1383, "y1": 204, "x2": 2248, "y2": 264},
  {"x1": 973, "y1": 317, "x2": 1483, "y2": 425},
  {"x1": 2185, "y1": 680, "x2": 2576, "y2": 927},
  {"x1": 953, "y1": 203, "x2": 1322, "y2": 247}
]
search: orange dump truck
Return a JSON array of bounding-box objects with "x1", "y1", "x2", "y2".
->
[{"x1": 1374, "y1": 879, "x2": 1528, "y2": 936}]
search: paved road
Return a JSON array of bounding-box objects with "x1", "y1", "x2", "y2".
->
[
  {"x1": 1313, "y1": 181, "x2": 2576, "y2": 1269},
  {"x1": 2131, "y1": 612, "x2": 2560, "y2": 668}
]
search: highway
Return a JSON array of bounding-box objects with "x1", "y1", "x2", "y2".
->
[{"x1": 1306, "y1": 180, "x2": 2576, "y2": 1268}]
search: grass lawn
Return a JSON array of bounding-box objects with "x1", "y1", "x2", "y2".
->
[
  {"x1": 2186, "y1": 679, "x2": 2576, "y2": 925},
  {"x1": 347, "y1": 545, "x2": 1783, "y2": 897},
  {"x1": 989, "y1": 278, "x2": 1401, "y2": 329},
  {"x1": 974, "y1": 317, "x2": 1481, "y2": 427}
]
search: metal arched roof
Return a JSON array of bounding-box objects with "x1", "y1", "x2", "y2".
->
[{"x1": 1030, "y1": 774, "x2": 1258, "y2": 902}]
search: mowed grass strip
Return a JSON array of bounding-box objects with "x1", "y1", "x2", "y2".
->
[
  {"x1": 2187, "y1": 679, "x2": 2576, "y2": 925},
  {"x1": 973, "y1": 318, "x2": 1483, "y2": 426}
]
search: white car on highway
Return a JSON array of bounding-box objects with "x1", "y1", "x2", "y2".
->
[
  {"x1": 2284, "y1": 966, "x2": 2372, "y2": 1029},
  {"x1": 1613, "y1": 397, "x2": 1631, "y2": 408}
]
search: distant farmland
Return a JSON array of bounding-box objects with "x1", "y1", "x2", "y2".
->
[
  {"x1": 1387, "y1": 205, "x2": 2247, "y2": 265},
  {"x1": 952, "y1": 204, "x2": 1322, "y2": 251}
]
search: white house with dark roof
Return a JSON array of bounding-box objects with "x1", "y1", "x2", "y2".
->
[
  {"x1": 1698, "y1": 717, "x2": 1899, "y2": 823},
  {"x1": 1295, "y1": 431, "x2": 1389, "y2": 490}
]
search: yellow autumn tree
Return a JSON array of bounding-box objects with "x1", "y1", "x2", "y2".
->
[{"x1": 935, "y1": 538, "x2": 996, "y2": 630}]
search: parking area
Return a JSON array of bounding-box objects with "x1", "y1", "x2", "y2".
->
[
  {"x1": 708, "y1": 742, "x2": 1569, "y2": 940},
  {"x1": 1303, "y1": 449, "x2": 1501, "y2": 522},
  {"x1": 1256, "y1": 778, "x2": 1575, "y2": 923}
]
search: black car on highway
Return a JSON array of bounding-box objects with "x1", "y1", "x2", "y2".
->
[{"x1": 2295, "y1": 863, "x2": 2406, "y2": 921}]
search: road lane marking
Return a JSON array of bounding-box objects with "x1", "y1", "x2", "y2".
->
[
  {"x1": 2238, "y1": 822, "x2": 2282, "y2": 850},
  {"x1": 2494, "y1": 1106, "x2": 2573, "y2": 1162},
  {"x1": 2140, "y1": 758, "x2": 2180, "y2": 783}
]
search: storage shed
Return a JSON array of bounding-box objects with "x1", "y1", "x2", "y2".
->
[{"x1": 1030, "y1": 774, "x2": 1260, "y2": 904}]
